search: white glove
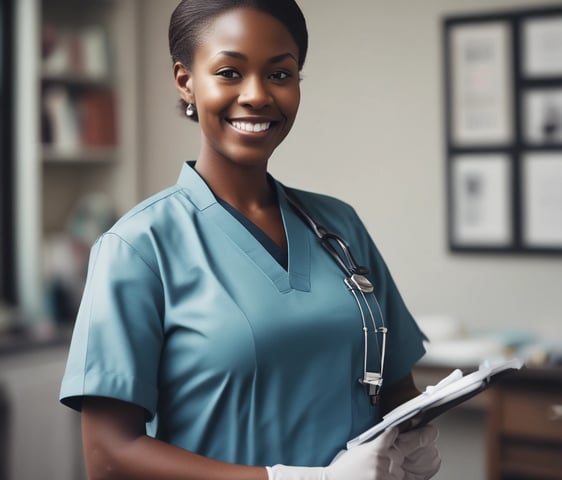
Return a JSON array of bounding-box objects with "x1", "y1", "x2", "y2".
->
[
  {"x1": 266, "y1": 427, "x2": 405, "y2": 480},
  {"x1": 394, "y1": 424, "x2": 441, "y2": 480}
]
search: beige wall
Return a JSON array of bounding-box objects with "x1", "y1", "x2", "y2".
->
[{"x1": 138, "y1": 0, "x2": 562, "y2": 339}]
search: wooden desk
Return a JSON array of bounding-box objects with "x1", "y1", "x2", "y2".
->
[
  {"x1": 414, "y1": 364, "x2": 562, "y2": 480},
  {"x1": 487, "y1": 367, "x2": 562, "y2": 480}
]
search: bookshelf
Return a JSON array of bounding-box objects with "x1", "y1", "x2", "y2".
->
[
  {"x1": 40, "y1": 17, "x2": 118, "y2": 164},
  {"x1": 14, "y1": 0, "x2": 140, "y2": 324}
]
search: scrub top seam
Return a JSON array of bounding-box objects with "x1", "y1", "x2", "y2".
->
[
  {"x1": 103, "y1": 232, "x2": 162, "y2": 283},
  {"x1": 238, "y1": 303, "x2": 260, "y2": 413},
  {"x1": 80, "y1": 235, "x2": 103, "y2": 399},
  {"x1": 112, "y1": 187, "x2": 184, "y2": 228}
]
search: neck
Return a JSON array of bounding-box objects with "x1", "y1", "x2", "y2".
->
[
  {"x1": 194, "y1": 157, "x2": 275, "y2": 213},
  {"x1": 193, "y1": 153, "x2": 287, "y2": 252}
]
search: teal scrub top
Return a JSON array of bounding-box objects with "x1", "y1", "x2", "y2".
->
[{"x1": 60, "y1": 161, "x2": 426, "y2": 467}]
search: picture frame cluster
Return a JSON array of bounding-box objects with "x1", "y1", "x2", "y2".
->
[{"x1": 444, "y1": 6, "x2": 562, "y2": 253}]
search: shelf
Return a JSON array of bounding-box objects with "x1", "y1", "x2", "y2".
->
[
  {"x1": 14, "y1": 0, "x2": 139, "y2": 325},
  {"x1": 41, "y1": 71, "x2": 113, "y2": 89},
  {"x1": 42, "y1": 145, "x2": 117, "y2": 164}
]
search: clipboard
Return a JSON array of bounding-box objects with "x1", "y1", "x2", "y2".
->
[{"x1": 347, "y1": 357, "x2": 524, "y2": 449}]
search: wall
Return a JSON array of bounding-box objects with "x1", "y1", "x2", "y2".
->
[{"x1": 138, "y1": 0, "x2": 562, "y2": 339}]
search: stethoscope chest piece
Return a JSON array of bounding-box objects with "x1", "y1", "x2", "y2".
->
[
  {"x1": 360, "y1": 371, "x2": 383, "y2": 405},
  {"x1": 344, "y1": 273, "x2": 374, "y2": 293}
]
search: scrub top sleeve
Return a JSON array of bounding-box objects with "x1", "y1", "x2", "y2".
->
[
  {"x1": 59, "y1": 232, "x2": 165, "y2": 419},
  {"x1": 348, "y1": 208, "x2": 427, "y2": 386}
]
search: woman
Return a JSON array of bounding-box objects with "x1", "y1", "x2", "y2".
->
[{"x1": 60, "y1": 1, "x2": 441, "y2": 479}]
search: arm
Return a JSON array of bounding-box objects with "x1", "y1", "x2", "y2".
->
[
  {"x1": 81, "y1": 396, "x2": 267, "y2": 480},
  {"x1": 380, "y1": 372, "x2": 420, "y2": 416},
  {"x1": 83, "y1": 397, "x2": 406, "y2": 480}
]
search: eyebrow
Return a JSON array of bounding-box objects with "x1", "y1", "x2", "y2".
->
[{"x1": 214, "y1": 50, "x2": 298, "y2": 64}]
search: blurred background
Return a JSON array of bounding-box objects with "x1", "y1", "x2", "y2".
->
[{"x1": 1, "y1": 0, "x2": 561, "y2": 479}]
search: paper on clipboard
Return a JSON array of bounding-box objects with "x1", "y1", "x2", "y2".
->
[{"x1": 347, "y1": 357, "x2": 523, "y2": 449}]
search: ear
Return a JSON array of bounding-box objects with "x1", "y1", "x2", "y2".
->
[{"x1": 174, "y1": 62, "x2": 194, "y2": 104}]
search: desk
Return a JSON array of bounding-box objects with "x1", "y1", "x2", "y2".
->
[
  {"x1": 0, "y1": 342, "x2": 85, "y2": 480},
  {"x1": 487, "y1": 367, "x2": 562, "y2": 480},
  {"x1": 414, "y1": 365, "x2": 562, "y2": 480}
]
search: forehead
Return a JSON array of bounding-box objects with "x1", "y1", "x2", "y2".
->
[{"x1": 195, "y1": 8, "x2": 299, "y2": 61}]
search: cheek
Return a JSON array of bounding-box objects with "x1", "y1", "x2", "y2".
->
[
  {"x1": 195, "y1": 81, "x2": 234, "y2": 113},
  {"x1": 277, "y1": 85, "x2": 300, "y2": 115},
  {"x1": 283, "y1": 88, "x2": 301, "y2": 122}
]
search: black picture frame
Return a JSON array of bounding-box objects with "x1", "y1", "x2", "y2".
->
[
  {"x1": 0, "y1": 0, "x2": 16, "y2": 304},
  {"x1": 443, "y1": 5, "x2": 562, "y2": 254}
]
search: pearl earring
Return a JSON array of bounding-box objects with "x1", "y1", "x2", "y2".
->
[{"x1": 186, "y1": 103, "x2": 196, "y2": 117}]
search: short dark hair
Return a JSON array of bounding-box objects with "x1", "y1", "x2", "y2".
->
[
  {"x1": 169, "y1": 0, "x2": 308, "y2": 70},
  {"x1": 169, "y1": 0, "x2": 308, "y2": 120}
]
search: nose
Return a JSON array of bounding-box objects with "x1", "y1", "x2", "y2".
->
[{"x1": 238, "y1": 75, "x2": 272, "y2": 109}]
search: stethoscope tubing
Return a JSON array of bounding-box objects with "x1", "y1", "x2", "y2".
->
[{"x1": 285, "y1": 188, "x2": 387, "y2": 401}]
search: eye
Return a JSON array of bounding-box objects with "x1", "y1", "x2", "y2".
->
[
  {"x1": 269, "y1": 70, "x2": 291, "y2": 81},
  {"x1": 217, "y1": 69, "x2": 241, "y2": 79}
]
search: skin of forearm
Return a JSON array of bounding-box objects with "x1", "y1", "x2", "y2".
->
[
  {"x1": 89, "y1": 436, "x2": 267, "y2": 480},
  {"x1": 81, "y1": 397, "x2": 268, "y2": 480},
  {"x1": 85, "y1": 434, "x2": 268, "y2": 480}
]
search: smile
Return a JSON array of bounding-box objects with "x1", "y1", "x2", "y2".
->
[{"x1": 229, "y1": 120, "x2": 272, "y2": 133}]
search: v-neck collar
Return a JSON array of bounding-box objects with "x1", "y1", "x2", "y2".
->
[{"x1": 177, "y1": 161, "x2": 311, "y2": 293}]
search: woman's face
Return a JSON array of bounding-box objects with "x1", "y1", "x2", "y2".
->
[{"x1": 178, "y1": 8, "x2": 301, "y2": 168}]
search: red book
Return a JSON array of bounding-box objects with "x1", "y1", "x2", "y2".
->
[{"x1": 80, "y1": 90, "x2": 117, "y2": 147}]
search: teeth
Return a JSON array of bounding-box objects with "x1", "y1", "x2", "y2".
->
[{"x1": 231, "y1": 121, "x2": 271, "y2": 132}]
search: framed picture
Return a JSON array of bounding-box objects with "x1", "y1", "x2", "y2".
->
[
  {"x1": 523, "y1": 88, "x2": 562, "y2": 145},
  {"x1": 522, "y1": 15, "x2": 562, "y2": 78},
  {"x1": 444, "y1": 6, "x2": 562, "y2": 254},
  {"x1": 522, "y1": 153, "x2": 562, "y2": 249},
  {"x1": 450, "y1": 155, "x2": 512, "y2": 248},
  {"x1": 448, "y1": 22, "x2": 513, "y2": 146}
]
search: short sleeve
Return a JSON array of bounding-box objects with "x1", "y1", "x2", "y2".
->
[{"x1": 59, "y1": 232, "x2": 165, "y2": 419}]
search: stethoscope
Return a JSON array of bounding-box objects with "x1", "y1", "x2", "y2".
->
[{"x1": 285, "y1": 190, "x2": 388, "y2": 405}]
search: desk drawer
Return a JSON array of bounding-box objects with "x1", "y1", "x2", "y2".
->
[
  {"x1": 502, "y1": 441, "x2": 562, "y2": 478},
  {"x1": 501, "y1": 388, "x2": 562, "y2": 442}
]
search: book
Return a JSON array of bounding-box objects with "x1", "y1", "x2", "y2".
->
[
  {"x1": 347, "y1": 357, "x2": 524, "y2": 449},
  {"x1": 42, "y1": 24, "x2": 110, "y2": 78},
  {"x1": 80, "y1": 90, "x2": 117, "y2": 147},
  {"x1": 42, "y1": 86, "x2": 81, "y2": 152}
]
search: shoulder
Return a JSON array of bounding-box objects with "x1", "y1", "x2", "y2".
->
[
  {"x1": 285, "y1": 186, "x2": 352, "y2": 210},
  {"x1": 110, "y1": 182, "x2": 203, "y2": 239},
  {"x1": 91, "y1": 185, "x2": 196, "y2": 273},
  {"x1": 282, "y1": 185, "x2": 364, "y2": 235},
  {"x1": 111, "y1": 185, "x2": 188, "y2": 233}
]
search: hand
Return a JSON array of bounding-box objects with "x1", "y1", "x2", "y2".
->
[
  {"x1": 267, "y1": 427, "x2": 405, "y2": 480},
  {"x1": 395, "y1": 424, "x2": 441, "y2": 480}
]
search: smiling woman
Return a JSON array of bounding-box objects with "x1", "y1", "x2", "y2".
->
[
  {"x1": 58, "y1": 1, "x2": 440, "y2": 480},
  {"x1": 174, "y1": 7, "x2": 301, "y2": 180}
]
